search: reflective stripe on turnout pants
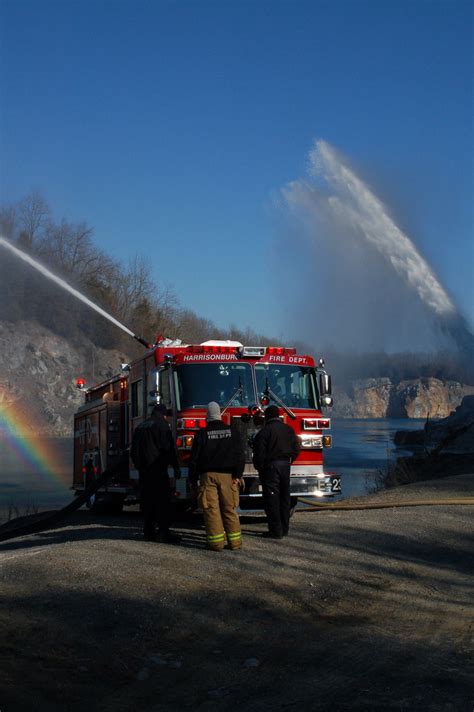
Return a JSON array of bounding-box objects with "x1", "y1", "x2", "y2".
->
[{"x1": 198, "y1": 472, "x2": 242, "y2": 550}]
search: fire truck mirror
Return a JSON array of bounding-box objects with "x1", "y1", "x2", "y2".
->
[{"x1": 319, "y1": 373, "x2": 332, "y2": 396}]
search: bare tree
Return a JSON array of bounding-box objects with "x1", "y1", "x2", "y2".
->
[
  {"x1": 37, "y1": 219, "x2": 105, "y2": 282},
  {"x1": 110, "y1": 256, "x2": 179, "y2": 341},
  {"x1": 16, "y1": 191, "x2": 50, "y2": 249},
  {"x1": 174, "y1": 308, "x2": 218, "y2": 343},
  {"x1": 0, "y1": 204, "x2": 17, "y2": 240},
  {"x1": 115, "y1": 254, "x2": 156, "y2": 322},
  {"x1": 152, "y1": 283, "x2": 179, "y2": 337}
]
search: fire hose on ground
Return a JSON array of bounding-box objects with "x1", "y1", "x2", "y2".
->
[
  {"x1": 0, "y1": 466, "x2": 120, "y2": 543},
  {"x1": 297, "y1": 497, "x2": 474, "y2": 511}
]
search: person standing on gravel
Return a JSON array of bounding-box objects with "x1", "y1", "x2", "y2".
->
[
  {"x1": 188, "y1": 401, "x2": 245, "y2": 551},
  {"x1": 252, "y1": 405, "x2": 300, "y2": 539},
  {"x1": 130, "y1": 404, "x2": 181, "y2": 544}
]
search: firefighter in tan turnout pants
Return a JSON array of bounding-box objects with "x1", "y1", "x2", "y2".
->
[{"x1": 188, "y1": 402, "x2": 245, "y2": 551}]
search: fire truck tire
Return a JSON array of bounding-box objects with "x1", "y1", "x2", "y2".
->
[
  {"x1": 87, "y1": 495, "x2": 125, "y2": 515},
  {"x1": 289, "y1": 497, "x2": 298, "y2": 517}
]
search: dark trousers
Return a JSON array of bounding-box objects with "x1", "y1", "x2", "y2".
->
[
  {"x1": 139, "y1": 465, "x2": 171, "y2": 537},
  {"x1": 260, "y1": 459, "x2": 291, "y2": 536}
]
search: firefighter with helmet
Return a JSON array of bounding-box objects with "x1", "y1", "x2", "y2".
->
[{"x1": 188, "y1": 402, "x2": 245, "y2": 551}]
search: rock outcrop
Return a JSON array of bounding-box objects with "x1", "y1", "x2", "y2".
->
[
  {"x1": 387, "y1": 396, "x2": 474, "y2": 486},
  {"x1": 332, "y1": 378, "x2": 474, "y2": 419},
  {"x1": 0, "y1": 320, "x2": 129, "y2": 436},
  {"x1": 422, "y1": 395, "x2": 474, "y2": 454}
]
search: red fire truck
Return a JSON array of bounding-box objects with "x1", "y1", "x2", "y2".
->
[{"x1": 72, "y1": 339, "x2": 340, "y2": 512}]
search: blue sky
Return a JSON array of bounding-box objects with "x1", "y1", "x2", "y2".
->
[{"x1": 1, "y1": 0, "x2": 472, "y2": 345}]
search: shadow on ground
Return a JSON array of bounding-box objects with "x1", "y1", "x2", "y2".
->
[{"x1": 1, "y1": 507, "x2": 473, "y2": 711}]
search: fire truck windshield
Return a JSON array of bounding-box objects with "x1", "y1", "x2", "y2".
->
[
  {"x1": 174, "y1": 363, "x2": 254, "y2": 409},
  {"x1": 254, "y1": 364, "x2": 320, "y2": 409}
]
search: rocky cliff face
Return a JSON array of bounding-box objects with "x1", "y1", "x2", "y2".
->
[
  {"x1": 0, "y1": 320, "x2": 128, "y2": 436},
  {"x1": 332, "y1": 377, "x2": 474, "y2": 419}
]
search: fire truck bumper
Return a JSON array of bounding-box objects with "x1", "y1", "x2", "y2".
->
[{"x1": 240, "y1": 466, "x2": 341, "y2": 498}]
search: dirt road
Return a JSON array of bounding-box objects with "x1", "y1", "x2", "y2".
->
[{"x1": 1, "y1": 474, "x2": 473, "y2": 711}]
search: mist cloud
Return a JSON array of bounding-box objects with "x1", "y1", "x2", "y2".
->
[{"x1": 279, "y1": 139, "x2": 463, "y2": 353}]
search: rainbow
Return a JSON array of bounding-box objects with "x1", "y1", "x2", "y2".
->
[{"x1": 0, "y1": 389, "x2": 69, "y2": 486}]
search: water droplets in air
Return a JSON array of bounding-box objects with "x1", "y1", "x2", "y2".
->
[{"x1": 285, "y1": 139, "x2": 457, "y2": 319}]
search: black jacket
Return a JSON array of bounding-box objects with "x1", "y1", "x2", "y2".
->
[
  {"x1": 252, "y1": 418, "x2": 300, "y2": 472},
  {"x1": 188, "y1": 420, "x2": 245, "y2": 484},
  {"x1": 130, "y1": 414, "x2": 179, "y2": 471}
]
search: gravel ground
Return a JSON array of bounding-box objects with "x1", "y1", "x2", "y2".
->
[{"x1": 1, "y1": 474, "x2": 473, "y2": 712}]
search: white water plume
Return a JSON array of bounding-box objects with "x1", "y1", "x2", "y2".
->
[
  {"x1": 285, "y1": 140, "x2": 457, "y2": 319},
  {"x1": 0, "y1": 236, "x2": 136, "y2": 339}
]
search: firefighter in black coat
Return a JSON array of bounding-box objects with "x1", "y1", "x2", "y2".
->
[
  {"x1": 188, "y1": 402, "x2": 245, "y2": 551},
  {"x1": 252, "y1": 405, "x2": 300, "y2": 539},
  {"x1": 130, "y1": 404, "x2": 181, "y2": 543}
]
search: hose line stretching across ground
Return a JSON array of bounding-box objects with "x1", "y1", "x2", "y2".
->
[{"x1": 297, "y1": 497, "x2": 474, "y2": 512}]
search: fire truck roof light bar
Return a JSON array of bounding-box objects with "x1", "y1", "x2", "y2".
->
[
  {"x1": 266, "y1": 346, "x2": 297, "y2": 356},
  {"x1": 187, "y1": 345, "x2": 239, "y2": 354},
  {"x1": 240, "y1": 346, "x2": 298, "y2": 357},
  {"x1": 185, "y1": 344, "x2": 298, "y2": 357}
]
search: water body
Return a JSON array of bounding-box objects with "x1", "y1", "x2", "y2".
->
[
  {"x1": 0, "y1": 419, "x2": 425, "y2": 516},
  {"x1": 326, "y1": 418, "x2": 425, "y2": 498},
  {"x1": 0, "y1": 437, "x2": 73, "y2": 516}
]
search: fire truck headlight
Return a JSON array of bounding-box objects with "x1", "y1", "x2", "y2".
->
[
  {"x1": 303, "y1": 418, "x2": 331, "y2": 430},
  {"x1": 322, "y1": 435, "x2": 332, "y2": 448},
  {"x1": 299, "y1": 435, "x2": 323, "y2": 448}
]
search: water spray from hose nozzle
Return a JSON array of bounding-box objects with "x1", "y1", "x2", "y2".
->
[{"x1": 0, "y1": 236, "x2": 153, "y2": 350}]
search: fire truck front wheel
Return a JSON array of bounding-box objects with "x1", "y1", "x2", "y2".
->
[{"x1": 87, "y1": 494, "x2": 125, "y2": 515}]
